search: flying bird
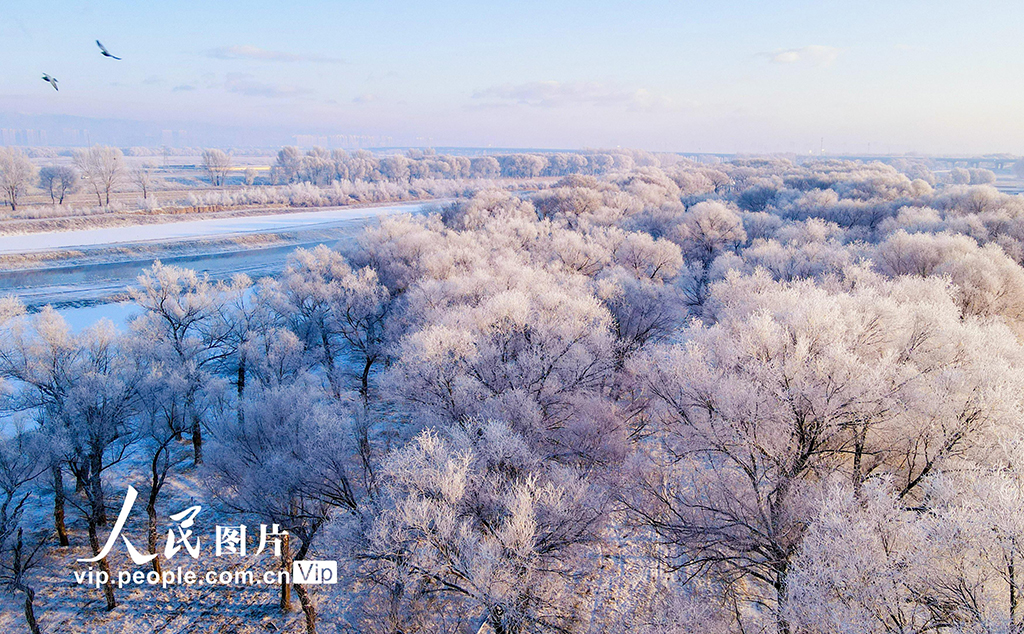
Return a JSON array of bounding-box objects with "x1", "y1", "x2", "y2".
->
[
  {"x1": 96, "y1": 40, "x2": 121, "y2": 60},
  {"x1": 41, "y1": 74, "x2": 58, "y2": 91}
]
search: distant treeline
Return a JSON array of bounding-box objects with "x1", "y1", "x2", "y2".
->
[{"x1": 270, "y1": 147, "x2": 667, "y2": 184}]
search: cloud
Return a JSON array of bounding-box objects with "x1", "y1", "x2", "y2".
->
[
  {"x1": 223, "y1": 73, "x2": 311, "y2": 98},
  {"x1": 142, "y1": 76, "x2": 164, "y2": 85},
  {"x1": 763, "y1": 45, "x2": 840, "y2": 66},
  {"x1": 471, "y1": 81, "x2": 689, "y2": 111},
  {"x1": 353, "y1": 93, "x2": 377, "y2": 104},
  {"x1": 172, "y1": 84, "x2": 196, "y2": 92},
  {"x1": 205, "y1": 45, "x2": 343, "y2": 64}
]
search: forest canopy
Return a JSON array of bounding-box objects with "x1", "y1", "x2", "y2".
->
[{"x1": 2, "y1": 154, "x2": 1024, "y2": 634}]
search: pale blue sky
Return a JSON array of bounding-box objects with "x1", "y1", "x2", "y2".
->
[{"x1": 1, "y1": 0, "x2": 1022, "y2": 152}]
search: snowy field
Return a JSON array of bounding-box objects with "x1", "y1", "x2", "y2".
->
[{"x1": 59, "y1": 301, "x2": 139, "y2": 332}]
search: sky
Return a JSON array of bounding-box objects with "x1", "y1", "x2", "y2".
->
[{"x1": 1, "y1": 0, "x2": 1022, "y2": 154}]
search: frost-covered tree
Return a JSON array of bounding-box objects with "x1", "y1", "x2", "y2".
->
[
  {"x1": 270, "y1": 245, "x2": 393, "y2": 400},
  {"x1": 627, "y1": 269, "x2": 1024, "y2": 633},
  {"x1": 445, "y1": 189, "x2": 538, "y2": 230},
  {"x1": 948, "y1": 167, "x2": 971, "y2": 185},
  {"x1": 274, "y1": 146, "x2": 302, "y2": 183},
  {"x1": 611, "y1": 230, "x2": 684, "y2": 282},
  {"x1": 202, "y1": 148, "x2": 231, "y2": 186},
  {"x1": 786, "y1": 478, "x2": 943, "y2": 634},
  {"x1": 388, "y1": 266, "x2": 615, "y2": 435},
  {"x1": 131, "y1": 161, "x2": 157, "y2": 199},
  {"x1": 233, "y1": 281, "x2": 307, "y2": 392},
  {"x1": 498, "y1": 154, "x2": 548, "y2": 178},
  {"x1": 208, "y1": 380, "x2": 362, "y2": 634},
  {"x1": 0, "y1": 527, "x2": 48, "y2": 634},
  {"x1": 348, "y1": 214, "x2": 450, "y2": 293},
  {"x1": 0, "y1": 148, "x2": 37, "y2": 212},
  {"x1": 969, "y1": 167, "x2": 997, "y2": 185},
  {"x1": 470, "y1": 156, "x2": 501, "y2": 178},
  {"x1": 672, "y1": 201, "x2": 747, "y2": 265},
  {"x1": 0, "y1": 430, "x2": 49, "y2": 634},
  {"x1": 0, "y1": 311, "x2": 142, "y2": 611},
  {"x1": 38, "y1": 165, "x2": 78, "y2": 205},
  {"x1": 362, "y1": 422, "x2": 610, "y2": 633},
  {"x1": 74, "y1": 145, "x2": 125, "y2": 207},
  {"x1": 129, "y1": 262, "x2": 231, "y2": 465},
  {"x1": 874, "y1": 230, "x2": 1024, "y2": 325},
  {"x1": 595, "y1": 267, "x2": 685, "y2": 365},
  {"x1": 133, "y1": 361, "x2": 195, "y2": 574},
  {"x1": 533, "y1": 186, "x2": 605, "y2": 228},
  {"x1": 379, "y1": 155, "x2": 411, "y2": 182},
  {"x1": 789, "y1": 461, "x2": 1024, "y2": 634}
]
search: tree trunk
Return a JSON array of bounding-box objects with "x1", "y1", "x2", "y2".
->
[
  {"x1": 191, "y1": 417, "x2": 203, "y2": 466},
  {"x1": 13, "y1": 531, "x2": 43, "y2": 634},
  {"x1": 293, "y1": 537, "x2": 317, "y2": 633},
  {"x1": 75, "y1": 457, "x2": 88, "y2": 493},
  {"x1": 89, "y1": 450, "x2": 107, "y2": 526},
  {"x1": 852, "y1": 420, "x2": 867, "y2": 501},
  {"x1": 360, "y1": 356, "x2": 373, "y2": 403},
  {"x1": 774, "y1": 561, "x2": 790, "y2": 634},
  {"x1": 280, "y1": 532, "x2": 292, "y2": 612},
  {"x1": 52, "y1": 462, "x2": 70, "y2": 546},
  {"x1": 147, "y1": 501, "x2": 162, "y2": 574},
  {"x1": 1011, "y1": 546, "x2": 1019, "y2": 633},
  {"x1": 236, "y1": 356, "x2": 246, "y2": 425},
  {"x1": 147, "y1": 461, "x2": 162, "y2": 575},
  {"x1": 23, "y1": 589, "x2": 42, "y2": 634},
  {"x1": 295, "y1": 583, "x2": 318, "y2": 634},
  {"x1": 87, "y1": 520, "x2": 117, "y2": 610},
  {"x1": 171, "y1": 402, "x2": 182, "y2": 441},
  {"x1": 321, "y1": 334, "x2": 339, "y2": 398}
]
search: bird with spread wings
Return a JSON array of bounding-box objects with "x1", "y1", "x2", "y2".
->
[{"x1": 96, "y1": 40, "x2": 121, "y2": 60}]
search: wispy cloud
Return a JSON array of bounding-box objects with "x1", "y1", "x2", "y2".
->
[
  {"x1": 172, "y1": 84, "x2": 196, "y2": 92},
  {"x1": 353, "y1": 93, "x2": 377, "y2": 104},
  {"x1": 205, "y1": 45, "x2": 343, "y2": 64},
  {"x1": 223, "y1": 73, "x2": 311, "y2": 98},
  {"x1": 471, "y1": 81, "x2": 690, "y2": 111},
  {"x1": 762, "y1": 45, "x2": 840, "y2": 66}
]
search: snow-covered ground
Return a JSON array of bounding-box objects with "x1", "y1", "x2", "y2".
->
[{"x1": 59, "y1": 302, "x2": 139, "y2": 332}]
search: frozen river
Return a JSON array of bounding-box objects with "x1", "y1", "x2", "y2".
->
[
  {"x1": 0, "y1": 200, "x2": 434, "y2": 324},
  {"x1": 0, "y1": 202, "x2": 424, "y2": 253}
]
